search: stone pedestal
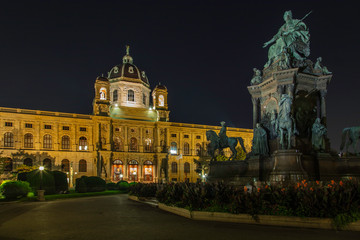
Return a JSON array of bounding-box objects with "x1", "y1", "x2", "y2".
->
[
  {"x1": 37, "y1": 190, "x2": 45, "y2": 201},
  {"x1": 269, "y1": 149, "x2": 308, "y2": 182}
]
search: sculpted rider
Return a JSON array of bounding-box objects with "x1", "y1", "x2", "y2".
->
[{"x1": 219, "y1": 121, "x2": 228, "y2": 148}]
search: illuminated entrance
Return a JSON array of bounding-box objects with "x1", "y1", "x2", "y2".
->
[
  {"x1": 144, "y1": 160, "x2": 153, "y2": 181},
  {"x1": 128, "y1": 160, "x2": 138, "y2": 181},
  {"x1": 112, "y1": 160, "x2": 124, "y2": 182}
]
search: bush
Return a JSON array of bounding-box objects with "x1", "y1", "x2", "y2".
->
[
  {"x1": 0, "y1": 180, "x2": 31, "y2": 200},
  {"x1": 53, "y1": 171, "x2": 68, "y2": 193},
  {"x1": 75, "y1": 177, "x2": 87, "y2": 193},
  {"x1": 27, "y1": 170, "x2": 56, "y2": 195},
  {"x1": 117, "y1": 181, "x2": 130, "y2": 192},
  {"x1": 130, "y1": 183, "x2": 157, "y2": 198},
  {"x1": 106, "y1": 182, "x2": 118, "y2": 190},
  {"x1": 84, "y1": 176, "x2": 106, "y2": 192}
]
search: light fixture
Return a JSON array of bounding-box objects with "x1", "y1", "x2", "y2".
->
[{"x1": 39, "y1": 166, "x2": 44, "y2": 171}]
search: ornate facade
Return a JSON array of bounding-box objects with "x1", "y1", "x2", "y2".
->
[{"x1": 0, "y1": 47, "x2": 253, "y2": 185}]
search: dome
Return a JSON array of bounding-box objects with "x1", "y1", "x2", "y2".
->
[
  {"x1": 96, "y1": 76, "x2": 108, "y2": 82},
  {"x1": 107, "y1": 46, "x2": 150, "y2": 87},
  {"x1": 154, "y1": 82, "x2": 167, "y2": 90}
]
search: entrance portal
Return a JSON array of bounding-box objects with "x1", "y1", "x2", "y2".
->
[{"x1": 113, "y1": 160, "x2": 124, "y2": 182}]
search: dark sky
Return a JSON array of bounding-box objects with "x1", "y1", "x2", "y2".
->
[{"x1": 1, "y1": 0, "x2": 359, "y2": 151}]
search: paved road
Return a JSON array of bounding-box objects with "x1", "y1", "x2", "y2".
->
[{"x1": 0, "y1": 195, "x2": 359, "y2": 240}]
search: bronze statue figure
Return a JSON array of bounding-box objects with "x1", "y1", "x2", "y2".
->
[
  {"x1": 340, "y1": 126, "x2": 360, "y2": 155},
  {"x1": 252, "y1": 123, "x2": 269, "y2": 156},
  {"x1": 277, "y1": 94, "x2": 296, "y2": 149},
  {"x1": 206, "y1": 122, "x2": 247, "y2": 161},
  {"x1": 311, "y1": 118, "x2": 327, "y2": 151}
]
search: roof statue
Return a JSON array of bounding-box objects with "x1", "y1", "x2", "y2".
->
[{"x1": 263, "y1": 10, "x2": 311, "y2": 69}]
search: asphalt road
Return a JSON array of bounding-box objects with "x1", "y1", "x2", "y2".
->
[{"x1": 0, "y1": 195, "x2": 359, "y2": 240}]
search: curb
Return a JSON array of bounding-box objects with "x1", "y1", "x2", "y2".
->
[{"x1": 158, "y1": 203, "x2": 360, "y2": 231}]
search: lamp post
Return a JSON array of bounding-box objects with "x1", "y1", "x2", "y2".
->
[{"x1": 37, "y1": 166, "x2": 45, "y2": 201}]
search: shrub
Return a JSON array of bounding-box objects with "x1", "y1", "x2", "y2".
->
[
  {"x1": 84, "y1": 176, "x2": 106, "y2": 192},
  {"x1": 106, "y1": 182, "x2": 118, "y2": 190},
  {"x1": 75, "y1": 176, "x2": 87, "y2": 193},
  {"x1": 0, "y1": 180, "x2": 31, "y2": 200},
  {"x1": 27, "y1": 170, "x2": 56, "y2": 195},
  {"x1": 117, "y1": 181, "x2": 130, "y2": 192},
  {"x1": 129, "y1": 183, "x2": 157, "y2": 198},
  {"x1": 53, "y1": 171, "x2": 68, "y2": 193}
]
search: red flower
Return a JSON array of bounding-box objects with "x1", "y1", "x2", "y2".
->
[{"x1": 244, "y1": 186, "x2": 248, "y2": 192}]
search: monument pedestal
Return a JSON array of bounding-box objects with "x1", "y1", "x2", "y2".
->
[{"x1": 269, "y1": 149, "x2": 308, "y2": 182}]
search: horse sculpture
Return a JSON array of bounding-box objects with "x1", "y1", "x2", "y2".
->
[
  {"x1": 340, "y1": 126, "x2": 360, "y2": 155},
  {"x1": 277, "y1": 94, "x2": 296, "y2": 149},
  {"x1": 206, "y1": 130, "x2": 247, "y2": 161}
]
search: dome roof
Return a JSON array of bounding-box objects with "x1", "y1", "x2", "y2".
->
[
  {"x1": 107, "y1": 46, "x2": 150, "y2": 87},
  {"x1": 154, "y1": 82, "x2": 167, "y2": 90}
]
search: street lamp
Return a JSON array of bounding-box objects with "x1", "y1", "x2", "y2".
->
[{"x1": 37, "y1": 166, "x2": 45, "y2": 201}]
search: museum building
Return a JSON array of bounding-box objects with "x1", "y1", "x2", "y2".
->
[{"x1": 0, "y1": 47, "x2": 253, "y2": 184}]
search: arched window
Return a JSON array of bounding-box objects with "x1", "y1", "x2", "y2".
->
[
  {"x1": 184, "y1": 162, "x2": 190, "y2": 174},
  {"x1": 61, "y1": 135, "x2": 70, "y2": 150},
  {"x1": 24, "y1": 158, "x2": 33, "y2": 167},
  {"x1": 4, "y1": 158, "x2": 12, "y2": 172},
  {"x1": 100, "y1": 87, "x2": 107, "y2": 100},
  {"x1": 114, "y1": 137, "x2": 123, "y2": 151},
  {"x1": 196, "y1": 143, "x2": 202, "y2": 156},
  {"x1": 170, "y1": 142, "x2": 177, "y2": 155},
  {"x1": 43, "y1": 158, "x2": 52, "y2": 170},
  {"x1": 144, "y1": 138, "x2": 152, "y2": 152},
  {"x1": 183, "y1": 142, "x2": 190, "y2": 155},
  {"x1": 43, "y1": 134, "x2": 52, "y2": 149},
  {"x1": 128, "y1": 160, "x2": 138, "y2": 181},
  {"x1": 4, "y1": 132, "x2": 14, "y2": 147},
  {"x1": 128, "y1": 66, "x2": 134, "y2": 73},
  {"x1": 79, "y1": 159, "x2": 87, "y2": 172},
  {"x1": 61, "y1": 159, "x2": 70, "y2": 172},
  {"x1": 113, "y1": 90, "x2": 118, "y2": 102},
  {"x1": 130, "y1": 137, "x2": 137, "y2": 151},
  {"x1": 24, "y1": 133, "x2": 33, "y2": 148},
  {"x1": 171, "y1": 162, "x2": 178, "y2": 173},
  {"x1": 79, "y1": 137, "x2": 88, "y2": 151},
  {"x1": 128, "y1": 90, "x2": 134, "y2": 102},
  {"x1": 143, "y1": 93, "x2": 146, "y2": 105},
  {"x1": 158, "y1": 95, "x2": 165, "y2": 107}
]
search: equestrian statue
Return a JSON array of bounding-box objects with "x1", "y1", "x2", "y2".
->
[
  {"x1": 206, "y1": 121, "x2": 247, "y2": 161},
  {"x1": 340, "y1": 126, "x2": 360, "y2": 155}
]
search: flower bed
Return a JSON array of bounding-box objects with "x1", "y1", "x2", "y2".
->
[{"x1": 130, "y1": 179, "x2": 360, "y2": 229}]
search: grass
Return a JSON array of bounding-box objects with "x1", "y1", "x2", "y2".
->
[{"x1": 0, "y1": 190, "x2": 128, "y2": 202}]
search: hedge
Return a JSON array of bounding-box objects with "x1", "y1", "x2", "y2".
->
[{"x1": 0, "y1": 180, "x2": 31, "y2": 200}]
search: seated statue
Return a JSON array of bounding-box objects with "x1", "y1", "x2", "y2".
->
[
  {"x1": 311, "y1": 118, "x2": 327, "y2": 151},
  {"x1": 252, "y1": 123, "x2": 269, "y2": 156},
  {"x1": 314, "y1": 57, "x2": 332, "y2": 75},
  {"x1": 250, "y1": 68, "x2": 263, "y2": 85}
]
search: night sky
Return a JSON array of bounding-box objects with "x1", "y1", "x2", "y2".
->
[{"x1": 1, "y1": 0, "x2": 359, "y2": 151}]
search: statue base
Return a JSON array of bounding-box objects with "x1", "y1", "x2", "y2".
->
[
  {"x1": 269, "y1": 149, "x2": 308, "y2": 182},
  {"x1": 208, "y1": 161, "x2": 248, "y2": 184}
]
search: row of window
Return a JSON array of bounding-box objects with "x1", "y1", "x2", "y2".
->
[
  {"x1": 171, "y1": 162, "x2": 191, "y2": 174},
  {"x1": 3, "y1": 158, "x2": 87, "y2": 172},
  {"x1": 112, "y1": 89, "x2": 148, "y2": 105},
  {"x1": 170, "y1": 133, "x2": 202, "y2": 139},
  {"x1": 4, "y1": 122, "x2": 86, "y2": 131},
  {"x1": 3, "y1": 132, "x2": 88, "y2": 150},
  {"x1": 170, "y1": 142, "x2": 203, "y2": 155}
]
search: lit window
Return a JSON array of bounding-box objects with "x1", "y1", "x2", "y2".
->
[
  {"x1": 43, "y1": 134, "x2": 52, "y2": 149},
  {"x1": 113, "y1": 90, "x2": 118, "y2": 102},
  {"x1": 128, "y1": 90, "x2": 134, "y2": 102},
  {"x1": 24, "y1": 133, "x2": 33, "y2": 148},
  {"x1": 158, "y1": 94, "x2": 164, "y2": 107},
  {"x1": 183, "y1": 142, "x2": 190, "y2": 155},
  {"x1": 100, "y1": 87, "x2": 107, "y2": 100},
  {"x1": 170, "y1": 142, "x2": 177, "y2": 155},
  {"x1": 79, "y1": 159, "x2": 87, "y2": 172},
  {"x1": 61, "y1": 135, "x2": 70, "y2": 150},
  {"x1": 171, "y1": 162, "x2": 177, "y2": 173},
  {"x1": 144, "y1": 138, "x2": 152, "y2": 152},
  {"x1": 4, "y1": 132, "x2": 14, "y2": 147},
  {"x1": 79, "y1": 137, "x2": 88, "y2": 151}
]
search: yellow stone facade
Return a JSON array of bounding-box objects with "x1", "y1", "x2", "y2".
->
[{"x1": 0, "y1": 48, "x2": 253, "y2": 184}]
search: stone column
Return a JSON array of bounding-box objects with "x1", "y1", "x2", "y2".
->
[
  {"x1": 124, "y1": 126, "x2": 128, "y2": 151},
  {"x1": 139, "y1": 127, "x2": 143, "y2": 152},
  {"x1": 320, "y1": 90, "x2": 327, "y2": 125},
  {"x1": 287, "y1": 84, "x2": 295, "y2": 99},
  {"x1": 251, "y1": 97, "x2": 259, "y2": 129}
]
